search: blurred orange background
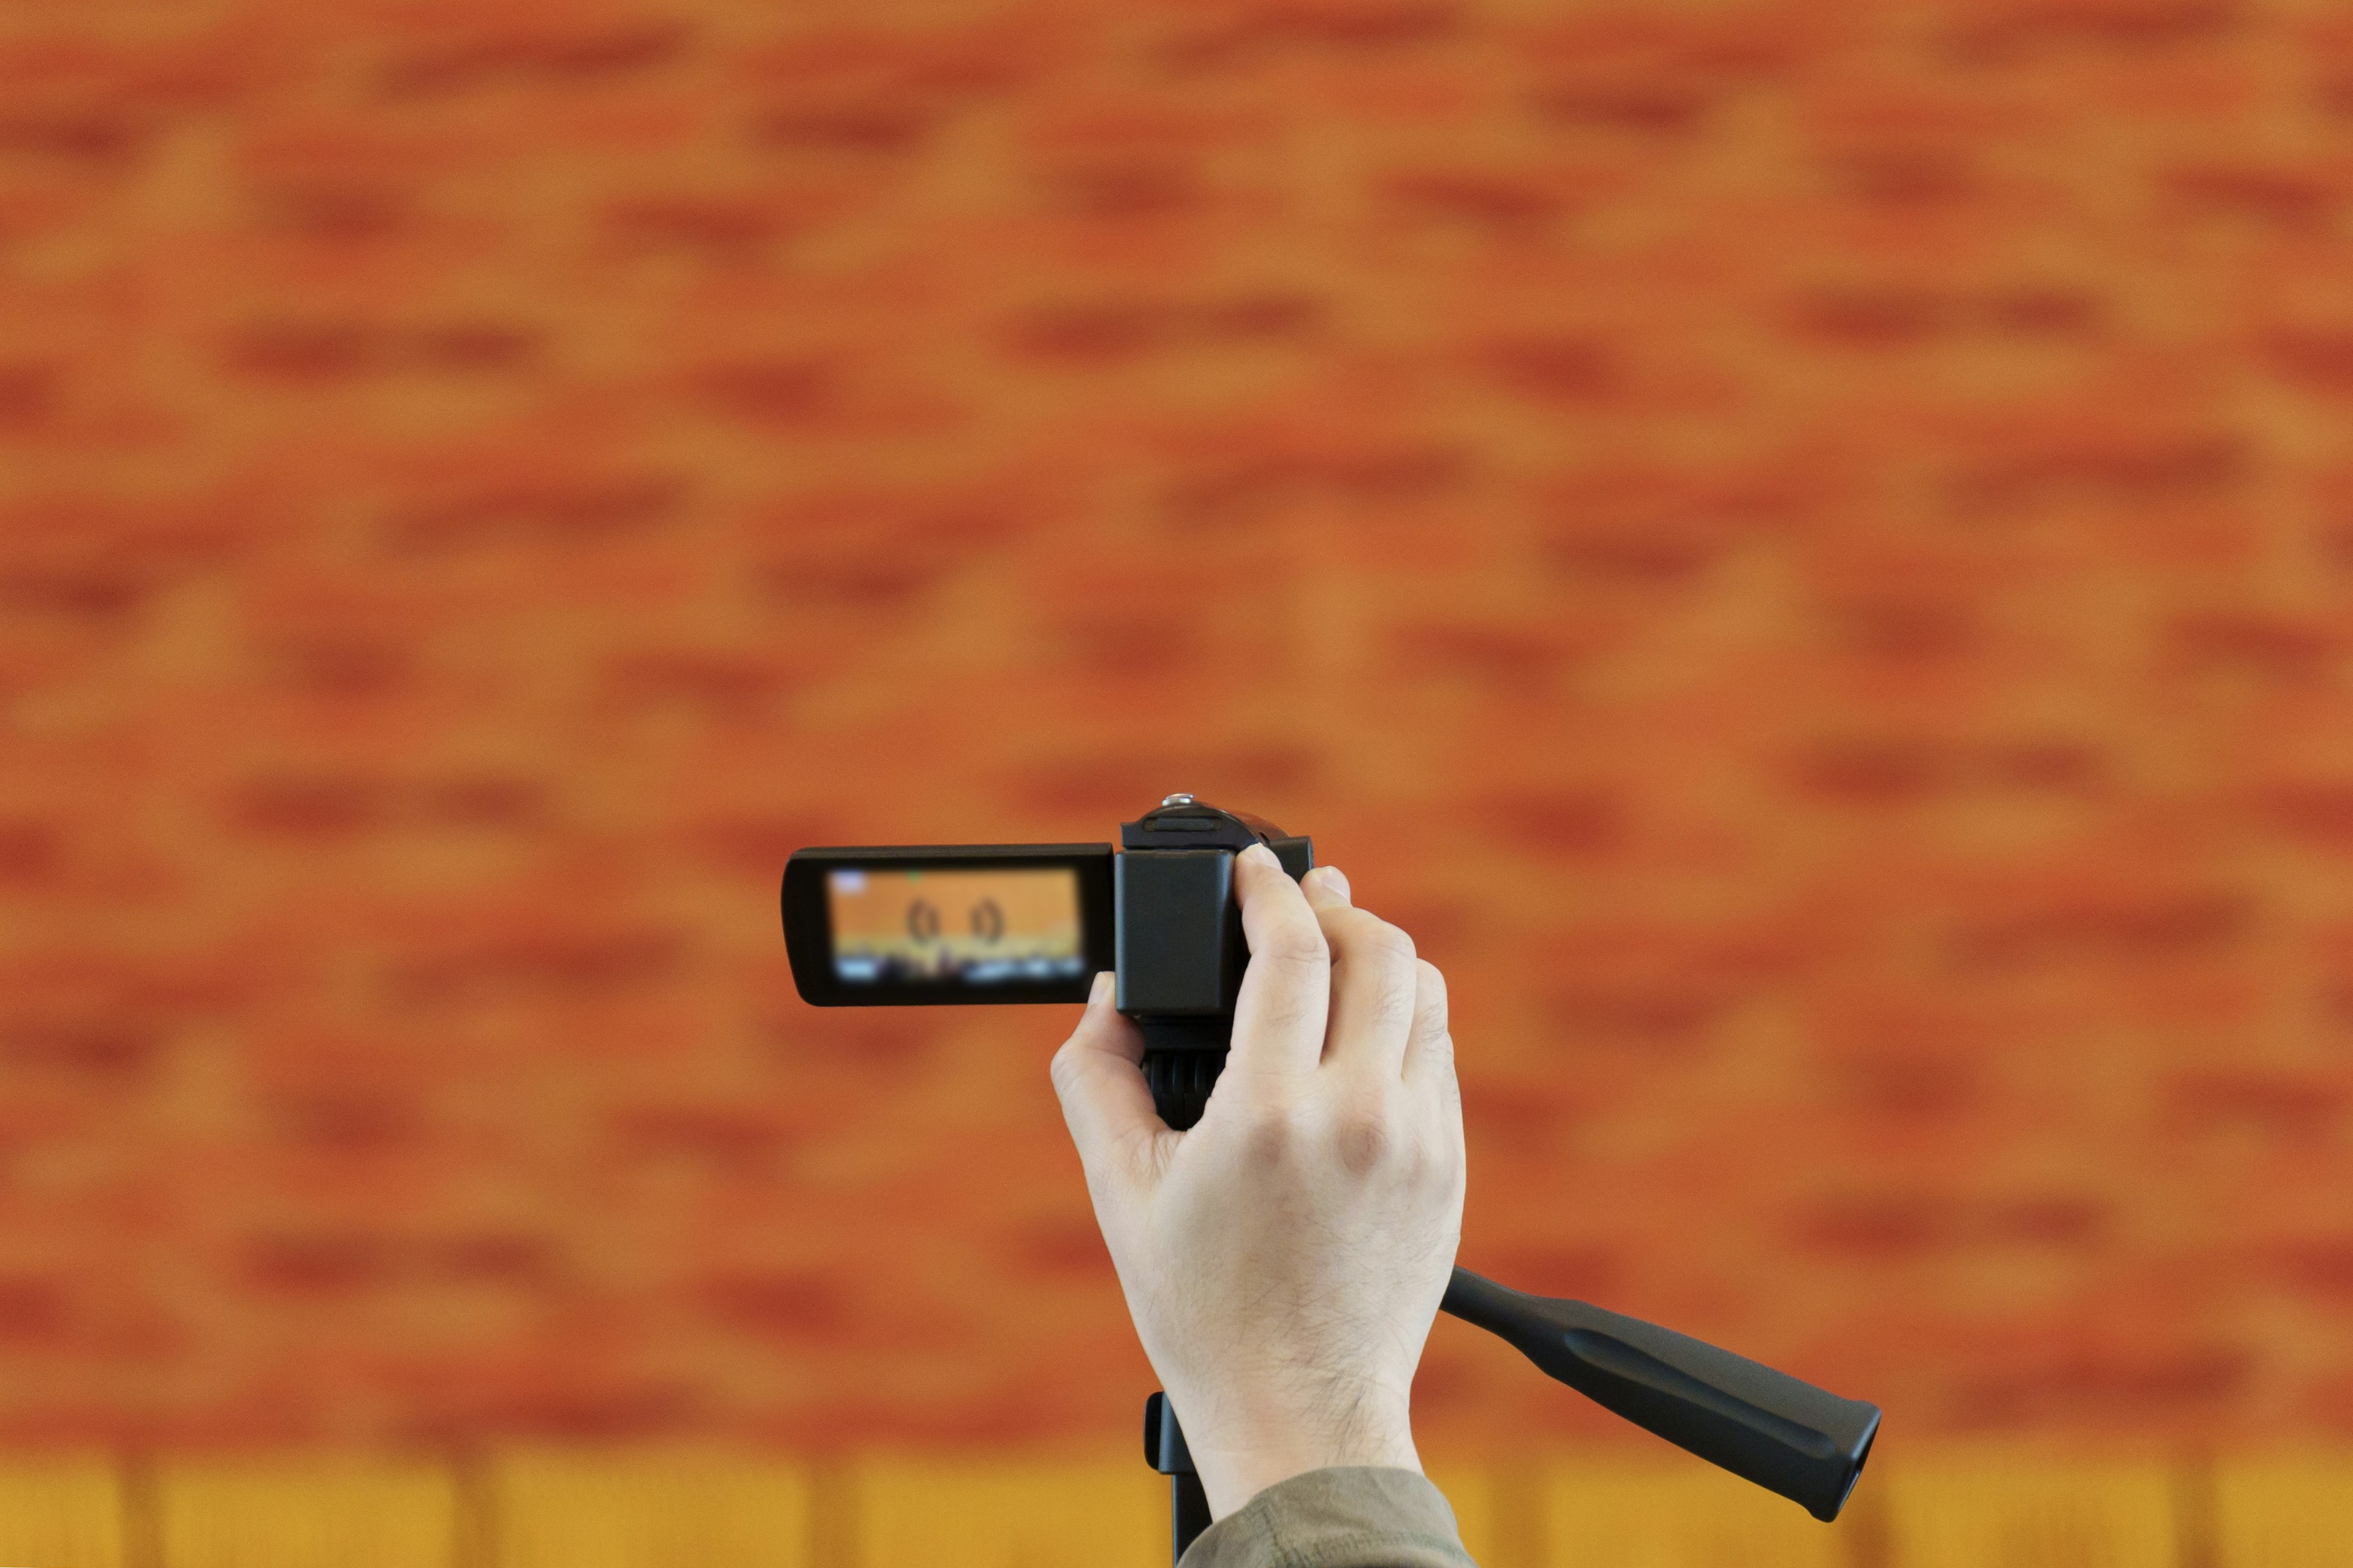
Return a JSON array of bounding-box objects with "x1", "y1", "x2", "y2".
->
[{"x1": 4, "y1": 0, "x2": 2352, "y2": 1543}]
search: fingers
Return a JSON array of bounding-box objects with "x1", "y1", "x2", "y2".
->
[
  {"x1": 1302, "y1": 865, "x2": 1421, "y2": 1080},
  {"x1": 1050, "y1": 970, "x2": 1165, "y2": 1181},
  {"x1": 1401, "y1": 958, "x2": 1454, "y2": 1091},
  {"x1": 1409, "y1": 956, "x2": 1466, "y2": 1203},
  {"x1": 1229, "y1": 844, "x2": 1331, "y2": 1078}
]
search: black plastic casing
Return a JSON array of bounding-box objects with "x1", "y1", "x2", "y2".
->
[
  {"x1": 1113, "y1": 852, "x2": 1238, "y2": 1015},
  {"x1": 1115, "y1": 801, "x2": 1311, "y2": 1035},
  {"x1": 781, "y1": 807, "x2": 1308, "y2": 1017},
  {"x1": 781, "y1": 843, "x2": 1114, "y2": 1006},
  {"x1": 1443, "y1": 1273, "x2": 1880, "y2": 1522}
]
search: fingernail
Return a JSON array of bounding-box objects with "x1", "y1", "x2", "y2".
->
[
  {"x1": 1088, "y1": 970, "x2": 1115, "y2": 1007},
  {"x1": 1309, "y1": 865, "x2": 1351, "y2": 901},
  {"x1": 1240, "y1": 843, "x2": 1279, "y2": 868}
]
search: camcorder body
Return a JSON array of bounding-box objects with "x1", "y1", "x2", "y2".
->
[
  {"x1": 782, "y1": 793, "x2": 1306, "y2": 1128},
  {"x1": 782, "y1": 795, "x2": 1880, "y2": 1558}
]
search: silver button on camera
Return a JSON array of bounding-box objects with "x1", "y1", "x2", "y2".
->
[{"x1": 1162, "y1": 793, "x2": 1195, "y2": 806}]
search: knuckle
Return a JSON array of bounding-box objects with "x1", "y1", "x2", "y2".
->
[
  {"x1": 1252, "y1": 996, "x2": 1322, "y2": 1041},
  {"x1": 1332, "y1": 1104, "x2": 1395, "y2": 1176},
  {"x1": 1364, "y1": 920, "x2": 1417, "y2": 964},
  {"x1": 1396, "y1": 1126, "x2": 1441, "y2": 1186},
  {"x1": 1242, "y1": 1104, "x2": 1306, "y2": 1168},
  {"x1": 1412, "y1": 964, "x2": 1453, "y2": 1050},
  {"x1": 1259, "y1": 922, "x2": 1330, "y2": 970},
  {"x1": 1333, "y1": 909, "x2": 1414, "y2": 964},
  {"x1": 1368, "y1": 978, "x2": 1420, "y2": 1037}
]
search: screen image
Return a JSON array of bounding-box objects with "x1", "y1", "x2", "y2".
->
[{"x1": 827, "y1": 866, "x2": 1087, "y2": 986}]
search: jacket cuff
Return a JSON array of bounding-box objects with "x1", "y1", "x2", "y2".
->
[{"x1": 1178, "y1": 1467, "x2": 1477, "y2": 1568}]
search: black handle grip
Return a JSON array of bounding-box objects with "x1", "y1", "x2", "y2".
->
[{"x1": 1441, "y1": 1268, "x2": 1879, "y2": 1521}]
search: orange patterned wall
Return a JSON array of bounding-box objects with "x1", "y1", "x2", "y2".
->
[{"x1": 2, "y1": 0, "x2": 2350, "y2": 1457}]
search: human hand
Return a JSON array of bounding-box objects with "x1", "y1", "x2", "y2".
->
[{"x1": 1050, "y1": 844, "x2": 1466, "y2": 1518}]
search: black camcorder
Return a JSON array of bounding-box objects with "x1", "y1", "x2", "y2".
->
[
  {"x1": 784, "y1": 795, "x2": 1879, "y2": 1558},
  {"x1": 783, "y1": 793, "x2": 1308, "y2": 1128}
]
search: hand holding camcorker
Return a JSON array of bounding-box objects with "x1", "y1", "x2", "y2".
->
[{"x1": 1051, "y1": 844, "x2": 1466, "y2": 1520}]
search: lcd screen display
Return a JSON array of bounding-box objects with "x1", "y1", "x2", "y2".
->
[{"x1": 827, "y1": 865, "x2": 1088, "y2": 987}]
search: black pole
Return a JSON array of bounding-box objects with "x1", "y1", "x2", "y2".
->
[
  {"x1": 1172, "y1": 1472, "x2": 1211, "y2": 1561},
  {"x1": 1145, "y1": 1391, "x2": 1211, "y2": 1561}
]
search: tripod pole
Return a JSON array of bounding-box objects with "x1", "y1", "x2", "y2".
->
[{"x1": 1144, "y1": 1391, "x2": 1211, "y2": 1561}]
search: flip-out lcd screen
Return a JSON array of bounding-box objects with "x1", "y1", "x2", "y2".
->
[
  {"x1": 782, "y1": 843, "x2": 1113, "y2": 1006},
  {"x1": 827, "y1": 865, "x2": 1086, "y2": 987}
]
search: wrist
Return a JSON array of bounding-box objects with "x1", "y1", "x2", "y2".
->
[{"x1": 1185, "y1": 1405, "x2": 1422, "y2": 1518}]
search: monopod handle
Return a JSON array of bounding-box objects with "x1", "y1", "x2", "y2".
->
[{"x1": 1441, "y1": 1268, "x2": 1879, "y2": 1521}]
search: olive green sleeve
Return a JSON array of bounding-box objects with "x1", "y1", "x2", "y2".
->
[{"x1": 1177, "y1": 1468, "x2": 1479, "y2": 1568}]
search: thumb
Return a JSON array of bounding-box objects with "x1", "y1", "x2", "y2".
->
[{"x1": 1050, "y1": 971, "x2": 1167, "y2": 1184}]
